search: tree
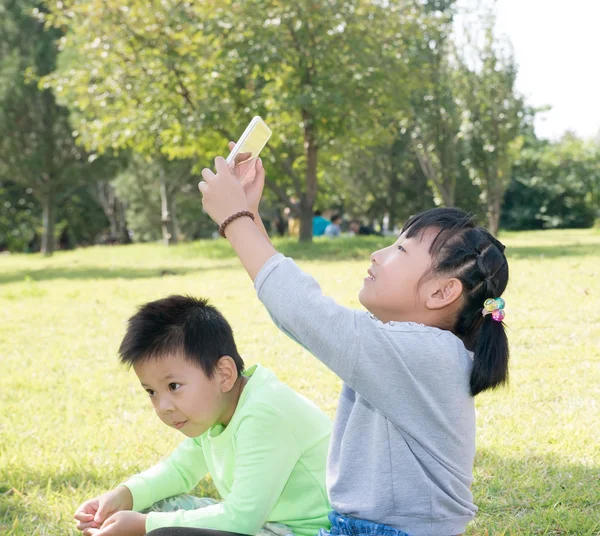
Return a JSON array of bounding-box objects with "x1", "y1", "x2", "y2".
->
[
  {"x1": 503, "y1": 133, "x2": 600, "y2": 230},
  {"x1": 0, "y1": 0, "x2": 99, "y2": 255},
  {"x1": 112, "y1": 155, "x2": 210, "y2": 243},
  {"x1": 456, "y1": 17, "x2": 525, "y2": 235},
  {"x1": 47, "y1": 0, "x2": 428, "y2": 241},
  {"x1": 408, "y1": 0, "x2": 466, "y2": 207}
]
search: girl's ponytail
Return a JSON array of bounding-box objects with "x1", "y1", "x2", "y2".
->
[{"x1": 470, "y1": 313, "x2": 509, "y2": 396}]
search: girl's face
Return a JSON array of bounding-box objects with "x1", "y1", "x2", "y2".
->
[{"x1": 359, "y1": 229, "x2": 438, "y2": 323}]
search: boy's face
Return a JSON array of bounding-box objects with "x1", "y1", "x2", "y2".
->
[
  {"x1": 133, "y1": 354, "x2": 230, "y2": 438},
  {"x1": 359, "y1": 229, "x2": 436, "y2": 323}
]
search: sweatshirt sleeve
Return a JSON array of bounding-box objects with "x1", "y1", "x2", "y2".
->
[
  {"x1": 144, "y1": 407, "x2": 302, "y2": 534},
  {"x1": 254, "y1": 254, "x2": 472, "y2": 427},
  {"x1": 121, "y1": 438, "x2": 208, "y2": 512},
  {"x1": 254, "y1": 254, "x2": 361, "y2": 383}
]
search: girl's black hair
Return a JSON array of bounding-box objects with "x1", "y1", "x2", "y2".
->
[
  {"x1": 402, "y1": 207, "x2": 509, "y2": 396},
  {"x1": 118, "y1": 295, "x2": 244, "y2": 377}
]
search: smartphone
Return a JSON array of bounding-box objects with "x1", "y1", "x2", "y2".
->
[{"x1": 226, "y1": 116, "x2": 272, "y2": 169}]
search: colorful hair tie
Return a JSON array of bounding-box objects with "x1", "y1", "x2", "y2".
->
[{"x1": 482, "y1": 297, "x2": 506, "y2": 322}]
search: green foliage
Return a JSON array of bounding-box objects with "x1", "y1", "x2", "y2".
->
[
  {"x1": 0, "y1": 182, "x2": 39, "y2": 252},
  {"x1": 503, "y1": 134, "x2": 600, "y2": 230},
  {"x1": 0, "y1": 0, "x2": 111, "y2": 254},
  {"x1": 1, "y1": 0, "x2": 595, "y2": 249},
  {"x1": 46, "y1": 0, "x2": 437, "y2": 239}
]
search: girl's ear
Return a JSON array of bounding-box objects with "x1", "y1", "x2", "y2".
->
[
  {"x1": 425, "y1": 277, "x2": 463, "y2": 310},
  {"x1": 216, "y1": 356, "x2": 239, "y2": 393}
]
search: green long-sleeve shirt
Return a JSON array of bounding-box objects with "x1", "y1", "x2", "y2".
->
[{"x1": 122, "y1": 364, "x2": 332, "y2": 535}]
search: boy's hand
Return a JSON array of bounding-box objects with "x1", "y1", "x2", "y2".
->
[
  {"x1": 74, "y1": 486, "x2": 133, "y2": 533},
  {"x1": 227, "y1": 141, "x2": 266, "y2": 214},
  {"x1": 199, "y1": 157, "x2": 250, "y2": 225},
  {"x1": 85, "y1": 511, "x2": 147, "y2": 536}
]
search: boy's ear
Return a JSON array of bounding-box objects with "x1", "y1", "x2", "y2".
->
[
  {"x1": 216, "y1": 356, "x2": 239, "y2": 393},
  {"x1": 425, "y1": 277, "x2": 463, "y2": 310}
]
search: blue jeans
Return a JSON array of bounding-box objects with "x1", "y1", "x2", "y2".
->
[{"x1": 318, "y1": 512, "x2": 411, "y2": 536}]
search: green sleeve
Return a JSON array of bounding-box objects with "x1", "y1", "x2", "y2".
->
[
  {"x1": 122, "y1": 437, "x2": 208, "y2": 512},
  {"x1": 145, "y1": 407, "x2": 302, "y2": 534}
]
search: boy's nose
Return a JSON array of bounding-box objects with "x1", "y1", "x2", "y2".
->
[{"x1": 157, "y1": 397, "x2": 175, "y2": 414}]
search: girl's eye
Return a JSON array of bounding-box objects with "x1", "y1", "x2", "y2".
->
[
  {"x1": 146, "y1": 389, "x2": 155, "y2": 397},
  {"x1": 169, "y1": 383, "x2": 181, "y2": 392},
  {"x1": 397, "y1": 244, "x2": 406, "y2": 252}
]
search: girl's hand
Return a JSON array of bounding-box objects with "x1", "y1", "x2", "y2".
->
[
  {"x1": 228, "y1": 141, "x2": 266, "y2": 214},
  {"x1": 199, "y1": 156, "x2": 249, "y2": 225}
]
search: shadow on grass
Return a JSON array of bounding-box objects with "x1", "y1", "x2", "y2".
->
[
  {"x1": 472, "y1": 449, "x2": 600, "y2": 534},
  {"x1": 0, "y1": 264, "x2": 239, "y2": 285},
  {"x1": 505, "y1": 243, "x2": 600, "y2": 260},
  {"x1": 177, "y1": 236, "x2": 600, "y2": 262},
  {"x1": 178, "y1": 236, "x2": 390, "y2": 262}
]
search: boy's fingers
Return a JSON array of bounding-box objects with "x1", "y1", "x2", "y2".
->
[{"x1": 74, "y1": 512, "x2": 94, "y2": 521}]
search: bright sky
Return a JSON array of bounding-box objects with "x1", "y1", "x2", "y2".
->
[{"x1": 493, "y1": 0, "x2": 600, "y2": 141}]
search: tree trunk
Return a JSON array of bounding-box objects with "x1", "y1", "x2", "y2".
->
[
  {"x1": 298, "y1": 202, "x2": 313, "y2": 242},
  {"x1": 487, "y1": 197, "x2": 501, "y2": 236},
  {"x1": 300, "y1": 111, "x2": 318, "y2": 243},
  {"x1": 106, "y1": 187, "x2": 118, "y2": 238},
  {"x1": 412, "y1": 138, "x2": 455, "y2": 207},
  {"x1": 41, "y1": 190, "x2": 56, "y2": 256},
  {"x1": 159, "y1": 167, "x2": 177, "y2": 246},
  {"x1": 116, "y1": 198, "x2": 131, "y2": 244},
  {"x1": 170, "y1": 190, "x2": 181, "y2": 243}
]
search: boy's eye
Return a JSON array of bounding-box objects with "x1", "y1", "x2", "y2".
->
[
  {"x1": 169, "y1": 383, "x2": 181, "y2": 392},
  {"x1": 146, "y1": 389, "x2": 155, "y2": 397}
]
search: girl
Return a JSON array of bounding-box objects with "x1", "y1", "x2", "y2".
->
[{"x1": 193, "y1": 155, "x2": 509, "y2": 536}]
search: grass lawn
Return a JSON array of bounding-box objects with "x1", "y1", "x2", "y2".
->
[{"x1": 1, "y1": 229, "x2": 599, "y2": 535}]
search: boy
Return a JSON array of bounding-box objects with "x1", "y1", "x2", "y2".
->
[{"x1": 74, "y1": 295, "x2": 332, "y2": 536}]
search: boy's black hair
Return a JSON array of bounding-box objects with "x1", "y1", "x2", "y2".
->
[
  {"x1": 402, "y1": 207, "x2": 509, "y2": 397},
  {"x1": 118, "y1": 295, "x2": 244, "y2": 377},
  {"x1": 331, "y1": 214, "x2": 342, "y2": 223}
]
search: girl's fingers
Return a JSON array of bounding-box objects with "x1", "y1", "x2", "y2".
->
[
  {"x1": 214, "y1": 156, "x2": 229, "y2": 175},
  {"x1": 234, "y1": 151, "x2": 252, "y2": 165},
  {"x1": 201, "y1": 168, "x2": 215, "y2": 181},
  {"x1": 198, "y1": 181, "x2": 208, "y2": 193},
  {"x1": 229, "y1": 141, "x2": 235, "y2": 150}
]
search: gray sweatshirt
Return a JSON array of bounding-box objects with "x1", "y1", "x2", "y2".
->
[{"x1": 255, "y1": 254, "x2": 477, "y2": 536}]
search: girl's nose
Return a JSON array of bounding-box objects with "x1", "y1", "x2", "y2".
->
[{"x1": 370, "y1": 249, "x2": 383, "y2": 265}]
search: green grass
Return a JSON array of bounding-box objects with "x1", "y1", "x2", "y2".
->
[{"x1": 1, "y1": 229, "x2": 599, "y2": 535}]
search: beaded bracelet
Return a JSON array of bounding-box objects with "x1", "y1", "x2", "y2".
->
[{"x1": 218, "y1": 210, "x2": 255, "y2": 238}]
